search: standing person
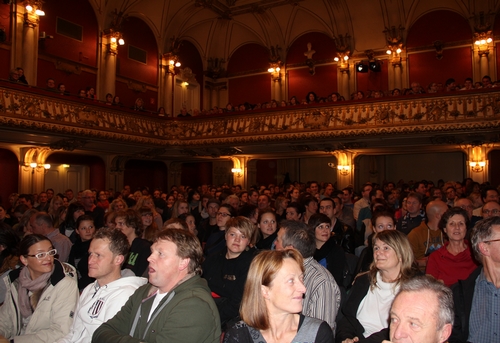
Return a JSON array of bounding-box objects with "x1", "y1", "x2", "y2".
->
[
  {"x1": 115, "y1": 209, "x2": 151, "y2": 276},
  {"x1": 92, "y1": 229, "x2": 221, "y2": 343},
  {"x1": 224, "y1": 249, "x2": 333, "y2": 343},
  {"x1": 57, "y1": 228, "x2": 147, "y2": 343},
  {"x1": 0, "y1": 234, "x2": 78, "y2": 342}
]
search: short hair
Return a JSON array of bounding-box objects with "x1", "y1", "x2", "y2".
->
[
  {"x1": 115, "y1": 209, "x2": 143, "y2": 237},
  {"x1": 32, "y1": 212, "x2": 53, "y2": 228},
  {"x1": 371, "y1": 208, "x2": 396, "y2": 227},
  {"x1": 286, "y1": 202, "x2": 305, "y2": 216},
  {"x1": 19, "y1": 234, "x2": 52, "y2": 257},
  {"x1": 481, "y1": 186, "x2": 499, "y2": 201},
  {"x1": 75, "y1": 215, "x2": 94, "y2": 230},
  {"x1": 206, "y1": 198, "x2": 220, "y2": 207},
  {"x1": 240, "y1": 249, "x2": 304, "y2": 330},
  {"x1": 319, "y1": 197, "x2": 335, "y2": 208},
  {"x1": 257, "y1": 209, "x2": 276, "y2": 224},
  {"x1": 110, "y1": 198, "x2": 128, "y2": 212},
  {"x1": 225, "y1": 216, "x2": 257, "y2": 245},
  {"x1": 438, "y1": 207, "x2": 469, "y2": 232},
  {"x1": 18, "y1": 194, "x2": 34, "y2": 205},
  {"x1": 93, "y1": 227, "x2": 130, "y2": 258},
  {"x1": 302, "y1": 196, "x2": 318, "y2": 207},
  {"x1": 406, "y1": 192, "x2": 423, "y2": 204},
  {"x1": 471, "y1": 216, "x2": 500, "y2": 262},
  {"x1": 369, "y1": 230, "x2": 415, "y2": 289},
  {"x1": 279, "y1": 220, "x2": 316, "y2": 258},
  {"x1": 155, "y1": 229, "x2": 203, "y2": 275},
  {"x1": 219, "y1": 203, "x2": 237, "y2": 218},
  {"x1": 307, "y1": 213, "x2": 331, "y2": 231},
  {"x1": 396, "y1": 275, "x2": 454, "y2": 329},
  {"x1": 163, "y1": 217, "x2": 188, "y2": 231}
]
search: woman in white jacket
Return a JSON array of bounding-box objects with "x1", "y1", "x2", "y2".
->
[{"x1": 0, "y1": 234, "x2": 79, "y2": 343}]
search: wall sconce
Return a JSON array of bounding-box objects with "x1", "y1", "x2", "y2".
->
[
  {"x1": 23, "y1": 162, "x2": 51, "y2": 174},
  {"x1": 337, "y1": 165, "x2": 351, "y2": 176},
  {"x1": 469, "y1": 161, "x2": 486, "y2": 173},
  {"x1": 474, "y1": 31, "x2": 493, "y2": 57},
  {"x1": 25, "y1": 0, "x2": 45, "y2": 16},
  {"x1": 268, "y1": 61, "x2": 282, "y2": 82},
  {"x1": 104, "y1": 30, "x2": 125, "y2": 55},
  {"x1": 164, "y1": 53, "x2": 181, "y2": 74},
  {"x1": 231, "y1": 168, "x2": 242, "y2": 178},
  {"x1": 384, "y1": 25, "x2": 404, "y2": 65},
  {"x1": 333, "y1": 53, "x2": 350, "y2": 73}
]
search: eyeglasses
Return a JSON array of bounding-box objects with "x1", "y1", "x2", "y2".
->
[
  {"x1": 483, "y1": 238, "x2": 500, "y2": 244},
  {"x1": 483, "y1": 209, "x2": 499, "y2": 215},
  {"x1": 217, "y1": 212, "x2": 231, "y2": 217},
  {"x1": 26, "y1": 249, "x2": 57, "y2": 260}
]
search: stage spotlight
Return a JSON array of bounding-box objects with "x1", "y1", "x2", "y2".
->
[
  {"x1": 357, "y1": 63, "x2": 368, "y2": 73},
  {"x1": 369, "y1": 61, "x2": 381, "y2": 72}
]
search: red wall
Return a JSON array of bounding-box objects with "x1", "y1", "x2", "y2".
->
[
  {"x1": 287, "y1": 32, "x2": 336, "y2": 64},
  {"x1": 46, "y1": 153, "x2": 106, "y2": 191},
  {"x1": 181, "y1": 162, "x2": 212, "y2": 189},
  {"x1": 489, "y1": 150, "x2": 500, "y2": 188},
  {"x1": 408, "y1": 47, "x2": 472, "y2": 89},
  {"x1": 229, "y1": 74, "x2": 271, "y2": 105},
  {"x1": 0, "y1": 149, "x2": 19, "y2": 211},
  {"x1": 227, "y1": 43, "x2": 269, "y2": 74},
  {"x1": 256, "y1": 159, "x2": 277, "y2": 186},
  {"x1": 36, "y1": 59, "x2": 97, "y2": 96},
  {"x1": 0, "y1": 4, "x2": 11, "y2": 79},
  {"x1": 115, "y1": 80, "x2": 159, "y2": 110},
  {"x1": 288, "y1": 65, "x2": 337, "y2": 101},
  {"x1": 356, "y1": 59, "x2": 389, "y2": 93},
  {"x1": 38, "y1": 0, "x2": 98, "y2": 68},
  {"x1": 0, "y1": 49, "x2": 10, "y2": 80},
  {"x1": 124, "y1": 160, "x2": 168, "y2": 193},
  {"x1": 178, "y1": 40, "x2": 204, "y2": 110}
]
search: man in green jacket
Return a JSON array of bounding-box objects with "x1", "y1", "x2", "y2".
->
[{"x1": 92, "y1": 229, "x2": 221, "y2": 343}]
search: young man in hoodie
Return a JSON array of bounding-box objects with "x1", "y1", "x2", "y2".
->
[{"x1": 57, "y1": 228, "x2": 147, "y2": 343}]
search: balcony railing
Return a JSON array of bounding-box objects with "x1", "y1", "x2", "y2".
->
[{"x1": 1, "y1": 81, "x2": 499, "y2": 148}]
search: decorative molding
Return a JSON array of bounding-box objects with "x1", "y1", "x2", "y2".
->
[
  {"x1": 50, "y1": 139, "x2": 87, "y2": 151},
  {"x1": 1, "y1": 86, "x2": 500, "y2": 151},
  {"x1": 54, "y1": 60, "x2": 82, "y2": 75},
  {"x1": 126, "y1": 80, "x2": 147, "y2": 93}
]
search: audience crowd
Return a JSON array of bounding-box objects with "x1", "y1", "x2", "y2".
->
[{"x1": 0, "y1": 175, "x2": 498, "y2": 342}]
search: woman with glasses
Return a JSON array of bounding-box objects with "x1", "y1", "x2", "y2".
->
[
  {"x1": 68, "y1": 215, "x2": 96, "y2": 291},
  {"x1": 426, "y1": 207, "x2": 478, "y2": 287},
  {"x1": 204, "y1": 204, "x2": 236, "y2": 256},
  {"x1": 0, "y1": 234, "x2": 78, "y2": 342}
]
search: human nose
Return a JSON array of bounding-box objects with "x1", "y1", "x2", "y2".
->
[
  {"x1": 391, "y1": 321, "x2": 406, "y2": 340},
  {"x1": 296, "y1": 279, "x2": 306, "y2": 294}
]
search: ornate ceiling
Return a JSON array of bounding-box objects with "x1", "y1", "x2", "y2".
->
[{"x1": 87, "y1": 0, "x2": 495, "y2": 64}]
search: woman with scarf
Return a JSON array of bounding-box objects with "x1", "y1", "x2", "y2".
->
[{"x1": 0, "y1": 234, "x2": 78, "y2": 343}]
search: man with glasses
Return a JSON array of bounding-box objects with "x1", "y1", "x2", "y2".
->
[
  {"x1": 450, "y1": 216, "x2": 500, "y2": 342},
  {"x1": 482, "y1": 201, "x2": 500, "y2": 220},
  {"x1": 454, "y1": 198, "x2": 482, "y2": 228},
  {"x1": 30, "y1": 212, "x2": 72, "y2": 262}
]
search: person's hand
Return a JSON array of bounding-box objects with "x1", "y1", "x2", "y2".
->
[{"x1": 342, "y1": 337, "x2": 359, "y2": 343}]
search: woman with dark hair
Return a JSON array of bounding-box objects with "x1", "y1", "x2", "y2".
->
[
  {"x1": 238, "y1": 204, "x2": 258, "y2": 225},
  {"x1": 0, "y1": 234, "x2": 78, "y2": 342},
  {"x1": 309, "y1": 213, "x2": 346, "y2": 289},
  {"x1": 336, "y1": 230, "x2": 418, "y2": 343},
  {"x1": 138, "y1": 206, "x2": 159, "y2": 242},
  {"x1": 0, "y1": 205, "x2": 16, "y2": 228},
  {"x1": 289, "y1": 96, "x2": 298, "y2": 106},
  {"x1": 223, "y1": 250, "x2": 333, "y2": 343},
  {"x1": 0, "y1": 224, "x2": 20, "y2": 304},
  {"x1": 187, "y1": 190, "x2": 202, "y2": 218},
  {"x1": 306, "y1": 91, "x2": 318, "y2": 104},
  {"x1": 426, "y1": 207, "x2": 478, "y2": 286},
  {"x1": 59, "y1": 201, "x2": 85, "y2": 243},
  {"x1": 115, "y1": 209, "x2": 151, "y2": 276},
  {"x1": 274, "y1": 196, "x2": 288, "y2": 222},
  {"x1": 285, "y1": 202, "x2": 305, "y2": 221},
  {"x1": 204, "y1": 204, "x2": 236, "y2": 256},
  {"x1": 203, "y1": 216, "x2": 257, "y2": 329},
  {"x1": 68, "y1": 215, "x2": 96, "y2": 291},
  {"x1": 255, "y1": 209, "x2": 278, "y2": 250}
]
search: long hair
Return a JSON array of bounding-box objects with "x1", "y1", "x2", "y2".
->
[
  {"x1": 369, "y1": 230, "x2": 416, "y2": 289},
  {"x1": 240, "y1": 249, "x2": 304, "y2": 330}
]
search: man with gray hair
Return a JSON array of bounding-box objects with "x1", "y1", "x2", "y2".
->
[
  {"x1": 81, "y1": 189, "x2": 104, "y2": 229},
  {"x1": 383, "y1": 275, "x2": 454, "y2": 343},
  {"x1": 275, "y1": 220, "x2": 341, "y2": 332},
  {"x1": 449, "y1": 216, "x2": 500, "y2": 342},
  {"x1": 30, "y1": 212, "x2": 72, "y2": 262}
]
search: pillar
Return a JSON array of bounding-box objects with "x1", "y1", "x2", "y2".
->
[
  {"x1": 97, "y1": 34, "x2": 118, "y2": 101},
  {"x1": 229, "y1": 156, "x2": 250, "y2": 189},
  {"x1": 332, "y1": 151, "x2": 356, "y2": 189},
  {"x1": 18, "y1": 5, "x2": 40, "y2": 86}
]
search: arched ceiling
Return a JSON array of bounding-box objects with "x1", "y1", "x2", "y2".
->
[{"x1": 88, "y1": 0, "x2": 496, "y2": 65}]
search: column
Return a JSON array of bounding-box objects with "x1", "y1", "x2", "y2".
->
[
  {"x1": 97, "y1": 34, "x2": 118, "y2": 101},
  {"x1": 20, "y1": 5, "x2": 40, "y2": 86},
  {"x1": 332, "y1": 151, "x2": 356, "y2": 189}
]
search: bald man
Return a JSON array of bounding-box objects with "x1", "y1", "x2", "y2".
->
[{"x1": 408, "y1": 200, "x2": 448, "y2": 269}]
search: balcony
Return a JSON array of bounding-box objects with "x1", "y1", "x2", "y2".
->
[{"x1": 1, "y1": 81, "x2": 499, "y2": 159}]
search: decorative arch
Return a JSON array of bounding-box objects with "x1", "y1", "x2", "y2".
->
[{"x1": 46, "y1": 153, "x2": 106, "y2": 191}]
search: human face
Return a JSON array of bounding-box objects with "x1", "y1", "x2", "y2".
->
[
  {"x1": 483, "y1": 201, "x2": 500, "y2": 219},
  {"x1": 66, "y1": 190, "x2": 74, "y2": 200},
  {"x1": 185, "y1": 215, "x2": 197, "y2": 235},
  {"x1": 225, "y1": 227, "x2": 250, "y2": 258},
  {"x1": 88, "y1": 238, "x2": 122, "y2": 286},
  {"x1": 389, "y1": 290, "x2": 452, "y2": 343},
  {"x1": 314, "y1": 222, "x2": 331, "y2": 244},
  {"x1": 177, "y1": 202, "x2": 189, "y2": 216},
  {"x1": 319, "y1": 200, "x2": 335, "y2": 219},
  {"x1": 76, "y1": 220, "x2": 95, "y2": 242},
  {"x1": 82, "y1": 193, "x2": 95, "y2": 208},
  {"x1": 373, "y1": 239, "x2": 401, "y2": 275},
  {"x1": 216, "y1": 207, "x2": 232, "y2": 228},
  {"x1": 38, "y1": 193, "x2": 48, "y2": 204},
  {"x1": 454, "y1": 199, "x2": 473, "y2": 219},
  {"x1": 259, "y1": 212, "x2": 277, "y2": 238},
  {"x1": 324, "y1": 185, "x2": 333, "y2": 197},
  {"x1": 309, "y1": 183, "x2": 319, "y2": 195},
  {"x1": 258, "y1": 195, "x2": 269, "y2": 210},
  {"x1": 141, "y1": 212, "x2": 153, "y2": 227},
  {"x1": 228, "y1": 197, "x2": 240, "y2": 210},
  {"x1": 21, "y1": 240, "x2": 54, "y2": 280},
  {"x1": 147, "y1": 239, "x2": 189, "y2": 293},
  {"x1": 362, "y1": 185, "x2": 372, "y2": 199},
  {"x1": 115, "y1": 217, "x2": 136, "y2": 239},
  {"x1": 484, "y1": 190, "x2": 500, "y2": 203},
  {"x1": 305, "y1": 200, "x2": 318, "y2": 214},
  {"x1": 291, "y1": 189, "x2": 300, "y2": 200},
  {"x1": 341, "y1": 190, "x2": 351, "y2": 204},
  {"x1": 73, "y1": 208, "x2": 85, "y2": 221},
  {"x1": 207, "y1": 203, "x2": 219, "y2": 219},
  {"x1": 144, "y1": 199, "x2": 154, "y2": 209},
  {"x1": 286, "y1": 208, "x2": 301, "y2": 221},
  {"x1": 374, "y1": 216, "x2": 396, "y2": 233},
  {"x1": 443, "y1": 214, "x2": 466, "y2": 243},
  {"x1": 406, "y1": 197, "x2": 421, "y2": 216},
  {"x1": 249, "y1": 191, "x2": 259, "y2": 205},
  {"x1": 167, "y1": 196, "x2": 175, "y2": 206},
  {"x1": 240, "y1": 193, "x2": 248, "y2": 203},
  {"x1": 446, "y1": 188, "x2": 456, "y2": 201},
  {"x1": 262, "y1": 258, "x2": 306, "y2": 316},
  {"x1": 275, "y1": 228, "x2": 286, "y2": 251}
]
